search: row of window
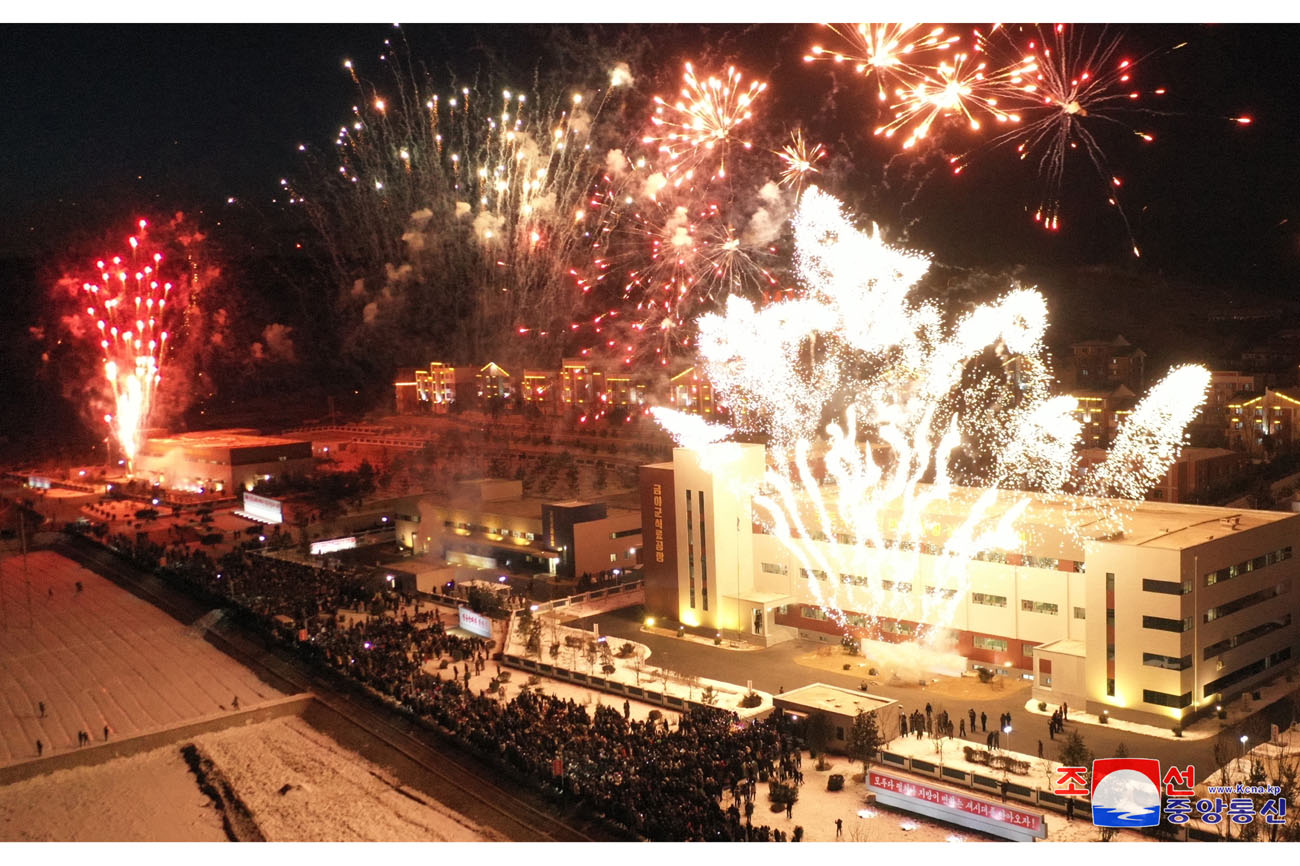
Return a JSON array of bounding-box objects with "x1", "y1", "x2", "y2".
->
[
  {"x1": 1143, "y1": 578, "x2": 1192, "y2": 595},
  {"x1": 1203, "y1": 647, "x2": 1292, "y2": 698},
  {"x1": 1203, "y1": 615, "x2": 1291, "y2": 660},
  {"x1": 1204, "y1": 581, "x2": 1289, "y2": 624},
  {"x1": 1205, "y1": 547, "x2": 1292, "y2": 587},
  {"x1": 1021, "y1": 599, "x2": 1059, "y2": 615},
  {"x1": 442, "y1": 520, "x2": 535, "y2": 542},
  {"x1": 762, "y1": 527, "x2": 1085, "y2": 573},
  {"x1": 1143, "y1": 689, "x2": 1192, "y2": 709},
  {"x1": 1143, "y1": 652, "x2": 1192, "y2": 671}
]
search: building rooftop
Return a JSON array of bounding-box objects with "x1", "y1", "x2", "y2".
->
[
  {"x1": 142, "y1": 429, "x2": 308, "y2": 452},
  {"x1": 774, "y1": 683, "x2": 897, "y2": 716},
  {"x1": 770, "y1": 476, "x2": 1297, "y2": 557}
]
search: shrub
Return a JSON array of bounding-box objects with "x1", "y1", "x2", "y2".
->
[
  {"x1": 1172, "y1": 726, "x2": 1183, "y2": 738},
  {"x1": 740, "y1": 691, "x2": 763, "y2": 709},
  {"x1": 977, "y1": 668, "x2": 995, "y2": 684},
  {"x1": 648, "y1": 709, "x2": 662, "y2": 722},
  {"x1": 617, "y1": 641, "x2": 635, "y2": 658},
  {"x1": 497, "y1": 670, "x2": 512, "y2": 683},
  {"x1": 601, "y1": 662, "x2": 616, "y2": 676},
  {"x1": 827, "y1": 774, "x2": 845, "y2": 792},
  {"x1": 842, "y1": 663, "x2": 851, "y2": 670},
  {"x1": 1038, "y1": 701, "x2": 1048, "y2": 711}
]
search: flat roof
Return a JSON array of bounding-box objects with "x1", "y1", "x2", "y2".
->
[
  {"x1": 144, "y1": 429, "x2": 308, "y2": 451},
  {"x1": 772, "y1": 478, "x2": 1297, "y2": 555},
  {"x1": 774, "y1": 683, "x2": 897, "y2": 717},
  {"x1": 1035, "y1": 639, "x2": 1086, "y2": 658}
]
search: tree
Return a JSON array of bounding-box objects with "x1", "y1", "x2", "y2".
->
[
  {"x1": 805, "y1": 711, "x2": 834, "y2": 763},
  {"x1": 846, "y1": 710, "x2": 882, "y2": 777},
  {"x1": 1058, "y1": 730, "x2": 1093, "y2": 784}
]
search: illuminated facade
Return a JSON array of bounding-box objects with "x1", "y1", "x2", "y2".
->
[
  {"x1": 1069, "y1": 386, "x2": 1135, "y2": 447},
  {"x1": 641, "y1": 444, "x2": 1300, "y2": 727},
  {"x1": 476, "y1": 362, "x2": 514, "y2": 402},
  {"x1": 521, "y1": 369, "x2": 558, "y2": 414},
  {"x1": 668, "y1": 366, "x2": 718, "y2": 419},
  {"x1": 1227, "y1": 388, "x2": 1300, "y2": 455},
  {"x1": 135, "y1": 429, "x2": 313, "y2": 494}
]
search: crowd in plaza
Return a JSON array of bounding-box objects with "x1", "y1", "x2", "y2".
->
[{"x1": 102, "y1": 533, "x2": 808, "y2": 841}]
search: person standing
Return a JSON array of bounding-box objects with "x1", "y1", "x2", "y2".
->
[
  {"x1": 969, "y1": 708, "x2": 976, "y2": 730},
  {"x1": 36, "y1": 739, "x2": 43, "y2": 757},
  {"x1": 38, "y1": 701, "x2": 45, "y2": 719},
  {"x1": 835, "y1": 817, "x2": 843, "y2": 838},
  {"x1": 959, "y1": 718, "x2": 966, "y2": 738},
  {"x1": 1037, "y1": 739, "x2": 1044, "y2": 758},
  {"x1": 980, "y1": 711, "x2": 987, "y2": 732},
  {"x1": 104, "y1": 725, "x2": 110, "y2": 741}
]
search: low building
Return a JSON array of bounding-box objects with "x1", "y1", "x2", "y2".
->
[
  {"x1": 772, "y1": 683, "x2": 896, "y2": 752},
  {"x1": 669, "y1": 366, "x2": 718, "y2": 418},
  {"x1": 1082, "y1": 447, "x2": 1247, "y2": 504},
  {"x1": 398, "y1": 478, "x2": 641, "y2": 577},
  {"x1": 134, "y1": 429, "x2": 313, "y2": 494}
]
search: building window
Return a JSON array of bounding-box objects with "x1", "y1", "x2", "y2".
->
[
  {"x1": 1073, "y1": 607, "x2": 1086, "y2": 620},
  {"x1": 610, "y1": 553, "x2": 617, "y2": 562},
  {"x1": 840, "y1": 573, "x2": 869, "y2": 587},
  {"x1": 1204, "y1": 582, "x2": 1289, "y2": 624},
  {"x1": 1040, "y1": 675, "x2": 1053, "y2": 688},
  {"x1": 685, "y1": 489, "x2": 695, "y2": 609},
  {"x1": 1142, "y1": 578, "x2": 1191, "y2": 595},
  {"x1": 761, "y1": 561, "x2": 789, "y2": 576},
  {"x1": 1143, "y1": 615, "x2": 1192, "y2": 633},
  {"x1": 926, "y1": 586, "x2": 958, "y2": 599},
  {"x1": 799, "y1": 568, "x2": 829, "y2": 581},
  {"x1": 880, "y1": 620, "x2": 915, "y2": 636},
  {"x1": 973, "y1": 635, "x2": 1008, "y2": 652},
  {"x1": 1106, "y1": 572, "x2": 1115, "y2": 592},
  {"x1": 1143, "y1": 689, "x2": 1192, "y2": 709},
  {"x1": 1020, "y1": 599, "x2": 1059, "y2": 615},
  {"x1": 1106, "y1": 678, "x2": 1115, "y2": 697},
  {"x1": 1142, "y1": 653, "x2": 1192, "y2": 671},
  {"x1": 1202, "y1": 647, "x2": 1293, "y2": 698},
  {"x1": 699, "y1": 490, "x2": 708, "y2": 612},
  {"x1": 881, "y1": 580, "x2": 912, "y2": 593},
  {"x1": 971, "y1": 593, "x2": 1007, "y2": 608},
  {"x1": 1203, "y1": 614, "x2": 1292, "y2": 659}
]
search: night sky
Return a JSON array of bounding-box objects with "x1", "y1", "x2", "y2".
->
[
  {"x1": 4, "y1": 22, "x2": 1299, "y2": 288},
  {"x1": 3, "y1": 21, "x2": 1300, "y2": 457}
]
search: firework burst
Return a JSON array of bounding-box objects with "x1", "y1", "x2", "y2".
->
[
  {"x1": 655, "y1": 187, "x2": 1208, "y2": 653},
  {"x1": 775, "y1": 129, "x2": 826, "y2": 197},
  {"x1": 644, "y1": 62, "x2": 767, "y2": 180},
  {"x1": 71, "y1": 220, "x2": 198, "y2": 471},
  {"x1": 805, "y1": 24, "x2": 961, "y2": 100}
]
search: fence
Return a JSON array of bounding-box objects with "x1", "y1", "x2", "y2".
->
[
  {"x1": 874, "y1": 746, "x2": 1089, "y2": 817},
  {"x1": 504, "y1": 654, "x2": 720, "y2": 716},
  {"x1": 530, "y1": 580, "x2": 643, "y2": 614}
]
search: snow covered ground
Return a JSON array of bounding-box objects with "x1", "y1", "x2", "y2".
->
[
  {"x1": 191, "y1": 715, "x2": 501, "y2": 841},
  {"x1": 0, "y1": 550, "x2": 283, "y2": 766},
  {"x1": 0, "y1": 743, "x2": 228, "y2": 841},
  {"x1": 0, "y1": 716, "x2": 500, "y2": 841}
]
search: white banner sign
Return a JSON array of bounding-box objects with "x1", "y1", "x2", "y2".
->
[{"x1": 458, "y1": 606, "x2": 493, "y2": 638}]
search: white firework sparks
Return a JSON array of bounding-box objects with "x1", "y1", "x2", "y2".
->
[{"x1": 656, "y1": 186, "x2": 1208, "y2": 654}]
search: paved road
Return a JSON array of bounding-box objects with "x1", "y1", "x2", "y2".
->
[{"x1": 567, "y1": 606, "x2": 1298, "y2": 783}]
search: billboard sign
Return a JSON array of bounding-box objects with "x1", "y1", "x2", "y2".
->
[
  {"x1": 458, "y1": 606, "x2": 493, "y2": 638},
  {"x1": 867, "y1": 769, "x2": 1046, "y2": 841},
  {"x1": 242, "y1": 492, "x2": 284, "y2": 524},
  {"x1": 310, "y1": 536, "x2": 357, "y2": 555}
]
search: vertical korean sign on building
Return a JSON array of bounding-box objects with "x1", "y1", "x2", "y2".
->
[{"x1": 639, "y1": 465, "x2": 678, "y2": 615}]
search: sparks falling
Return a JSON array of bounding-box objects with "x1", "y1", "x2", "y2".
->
[
  {"x1": 75, "y1": 221, "x2": 184, "y2": 471},
  {"x1": 655, "y1": 187, "x2": 1208, "y2": 654}
]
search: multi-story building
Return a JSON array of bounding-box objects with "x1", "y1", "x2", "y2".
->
[
  {"x1": 1082, "y1": 447, "x2": 1246, "y2": 504},
  {"x1": 1228, "y1": 388, "x2": 1300, "y2": 455},
  {"x1": 476, "y1": 362, "x2": 514, "y2": 402},
  {"x1": 1067, "y1": 335, "x2": 1146, "y2": 391},
  {"x1": 521, "y1": 369, "x2": 559, "y2": 414},
  {"x1": 1069, "y1": 386, "x2": 1136, "y2": 447},
  {"x1": 668, "y1": 366, "x2": 718, "y2": 418},
  {"x1": 397, "y1": 478, "x2": 642, "y2": 578},
  {"x1": 641, "y1": 444, "x2": 1300, "y2": 727}
]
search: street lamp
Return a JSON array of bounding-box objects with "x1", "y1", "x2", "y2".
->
[
  {"x1": 1003, "y1": 724, "x2": 1013, "y2": 754},
  {"x1": 1239, "y1": 734, "x2": 1249, "y2": 774}
]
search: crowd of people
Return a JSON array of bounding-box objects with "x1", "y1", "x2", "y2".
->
[{"x1": 100, "y1": 533, "x2": 808, "y2": 841}]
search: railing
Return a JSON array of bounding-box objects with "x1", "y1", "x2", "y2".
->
[
  {"x1": 872, "y1": 746, "x2": 1091, "y2": 817},
  {"x1": 531, "y1": 580, "x2": 643, "y2": 613}
]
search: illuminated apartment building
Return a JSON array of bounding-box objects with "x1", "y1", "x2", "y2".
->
[
  {"x1": 1228, "y1": 388, "x2": 1300, "y2": 455},
  {"x1": 476, "y1": 362, "x2": 514, "y2": 402},
  {"x1": 521, "y1": 369, "x2": 559, "y2": 414},
  {"x1": 641, "y1": 444, "x2": 1300, "y2": 727},
  {"x1": 668, "y1": 366, "x2": 717, "y2": 418}
]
